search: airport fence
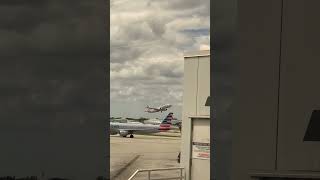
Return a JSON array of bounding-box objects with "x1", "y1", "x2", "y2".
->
[{"x1": 127, "y1": 167, "x2": 184, "y2": 180}]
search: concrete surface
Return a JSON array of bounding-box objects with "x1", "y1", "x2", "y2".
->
[{"x1": 110, "y1": 134, "x2": 182, "y2": 180}]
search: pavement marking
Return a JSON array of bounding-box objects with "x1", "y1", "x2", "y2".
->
[{"x1": 111, "y1": 154, "x2": 140, "y2": 180}]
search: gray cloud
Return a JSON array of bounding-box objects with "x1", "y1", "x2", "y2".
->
[
  {"x1": 111, "y1": 0, "x2": 210, "y2": 119},
  {"x1": 147, "y1": 17, "x2": 167, "y2": 36},
  {"x1": 151, "y1": 0, "x2": 209, "y2": 11},
  {"x1": 111, "y1": 46, "x2": 144, "y2": 63}
]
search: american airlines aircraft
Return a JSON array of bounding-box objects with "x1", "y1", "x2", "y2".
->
[
  {"x1": 110, "y1": 113, "x2": 173, "y2": 138},
  {"x1": 144, "y1": 104, "x2": 172, "y2": 113}
]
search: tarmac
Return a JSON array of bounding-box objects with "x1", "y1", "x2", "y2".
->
[{"x1": 110, "y1": 133, "x2": 182, "y2": 180}]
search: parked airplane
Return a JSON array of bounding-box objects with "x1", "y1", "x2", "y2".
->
[
  {"x1": 143, "y1": 118, "x2": 181, "y2": 132},
  {"x1": 144, "y1": 118, "x2": 181, "y2": 126},
  {"x1": 110, "y1": 113, "x2": 174, "y2": 138},
  {"x1": 143, "y1": 118, "x2": 162, "y2": 125},
  {"x1": 145, "y1": 104, "x2": 172, "y2": 113},
  {"x1": 126, "y1": 117, "x2": 148, "y2": 123}
]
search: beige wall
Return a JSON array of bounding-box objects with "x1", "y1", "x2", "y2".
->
[{"x1": 181, "y1": 52, "x2": 210, "y2": 180}]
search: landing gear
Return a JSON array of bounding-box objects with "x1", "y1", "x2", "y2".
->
[
  {"x1": 129, "y1": 134, "x2": 134, "y2": 138},
  {"x1": 122, "y1": 135, "x2": 127, "y2": 137}
]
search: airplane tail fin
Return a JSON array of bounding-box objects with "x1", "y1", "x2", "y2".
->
[
  {"x1": 145, "y1": 105, "x2": 149, "y2": 112},
  {"x1": 159, "y1": 112, "x2": 173, "y2": 131}
]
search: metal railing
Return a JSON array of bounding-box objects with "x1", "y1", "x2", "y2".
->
[{"x1": 128, "y1": 167, "x2": 185, "y2": 180}]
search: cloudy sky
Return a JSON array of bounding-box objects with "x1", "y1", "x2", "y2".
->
[{"x1": 110, "y1": 0, "x2": 210, "y2": 119}]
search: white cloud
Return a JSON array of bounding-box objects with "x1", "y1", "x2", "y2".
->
[{"x1": 110, "y1": 0, "x2": 210, "y2": 119}]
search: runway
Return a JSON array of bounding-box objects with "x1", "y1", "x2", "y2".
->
[{"x1": 110, "y1": 134, "x2": 181, "y2": 180}]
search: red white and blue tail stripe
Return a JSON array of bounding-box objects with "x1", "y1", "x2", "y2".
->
[{"x1": 158, "y1": 112, "x2": 173, "y2": 131}]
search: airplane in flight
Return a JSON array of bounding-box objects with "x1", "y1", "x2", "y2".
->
[
  {"x1": 144, "y1": 104, "x2": 172, "y2": 113},
  {"x1": 110, "y1": 112, "x2": 174, "y2": 138}
]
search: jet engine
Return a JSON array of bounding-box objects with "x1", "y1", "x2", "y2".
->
[{"x1": 119, "y1": 130, "x2": 129, "y2": 137}]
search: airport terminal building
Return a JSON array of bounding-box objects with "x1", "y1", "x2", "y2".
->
[{"x1": 181, "y1": 50, "x2": 210, "y2": 180}]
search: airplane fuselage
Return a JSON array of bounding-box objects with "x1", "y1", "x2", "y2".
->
[
  {"x1": 110, "y1": 122, "x2": 161, "y2": 133},
  {"x1": 111, "y1": 112, "x2": 173, "y2": 137},
  {"x1": 145, "y1": 104, "x2": 172, "y2": 113},
  {"x1": 110, "y1": 121, "x2": 172, "y2": 137}
]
